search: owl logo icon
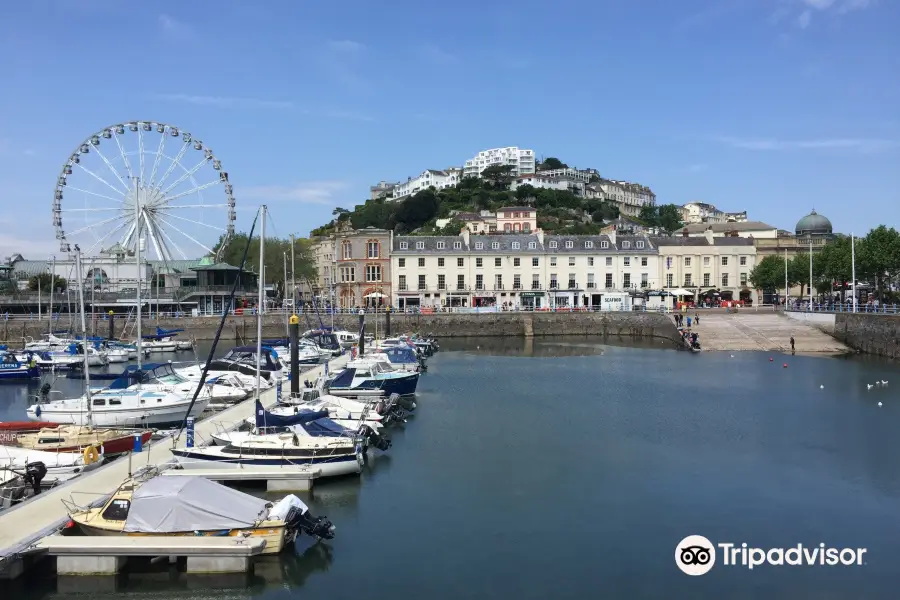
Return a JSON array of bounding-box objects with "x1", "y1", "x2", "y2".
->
[{"x1": 676, "y1": 535, "x2": 716, "y2": 576}]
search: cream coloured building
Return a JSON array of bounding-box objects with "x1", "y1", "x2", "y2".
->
[
  {"x1": 654, "y1": 230, "x2": 757, "y2": 302},
  {"x1": 390, "y1": 230, "x2": 661, "y2": 310}
]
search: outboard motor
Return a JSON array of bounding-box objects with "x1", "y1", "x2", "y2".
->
[
  {"x1": 39, "y1": 383, "x2": 52, "y2": 402},
  {"x1": 287, "y1": 508, "x2": 335, "y2": 540},
  {"x1": 24, "y1": 461, "x2": 48, "y2": 496},
  {"x1": 359, "y1": 424, "x2": 391, "y2": 451},
  {"x1": 374, "y1": 400, "x2": 386, "y2": 415}
]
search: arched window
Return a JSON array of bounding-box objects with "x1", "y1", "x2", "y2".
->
[
  {"x1": 366, "y1": 239, "x2": 380, "y2": 259},
  {"x1": 504, "y1": 223, "x2": 511, "y2": 233},
  {"x1": 342, "y1": 241, "x2": 352, "y2": 260},
  {"x1": 514, "y1": 223, "x2": 521, "y2": 232}
]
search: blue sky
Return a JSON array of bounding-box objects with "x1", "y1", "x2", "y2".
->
[{"x1": 1, "y1": 0, "x2": 898, "y2": 258}]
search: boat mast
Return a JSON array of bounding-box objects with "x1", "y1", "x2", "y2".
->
[
  {"x1": 134, "y1": 177, "x2": 143, "y2": 377},
  {"x1": 48, "y1": 255, "x2": 55, "y2": 336},
  {"x1": 290, "y1": 234, "x2": 296, "y2": 314},
  {"x1": 255, "y1": 205, "x2": 266, "y2": 400},
  {"x1": 74, "y1": 248, "x2": 93, "y2": 428},
  {"x1": 283, "y1": 251, "x2": 289, "y2": 337}
]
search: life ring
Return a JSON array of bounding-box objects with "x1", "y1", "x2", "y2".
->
[{"x1": 83, "y1": 445, "x2": 100, "y2": 465}]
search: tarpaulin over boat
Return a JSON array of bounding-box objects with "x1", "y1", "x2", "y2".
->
[
  {"x1": 122, "y1": 476, "x2": 270, "y2": 533},
  {"x1": 254, "y1": 399, "x2": 329, "y2": 429}
]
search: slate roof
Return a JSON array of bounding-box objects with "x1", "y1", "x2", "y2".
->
[
  {"x1": 679, "y1": 221, "x2": 776, "y2": 233},
  {"x1": 392, "y1": 234, "x2": 660, "y2": 255},
  {"x1": 652, "y1": 236, "x2": 755, "y2": 247}
]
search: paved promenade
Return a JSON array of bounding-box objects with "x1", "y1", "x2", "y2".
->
[{"x1": 677, "y1": 312, "x2": 849, "y2": 353}]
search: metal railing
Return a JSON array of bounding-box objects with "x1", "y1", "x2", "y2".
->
[{"x1": 786, "y1": 303, "x2": 900, "y2": 315}]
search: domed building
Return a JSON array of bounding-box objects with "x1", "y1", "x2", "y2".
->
[{"x1": 795, "y1": 209, "x2": 833, "y2": 238}]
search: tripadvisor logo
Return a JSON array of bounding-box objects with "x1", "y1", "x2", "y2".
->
[{"x1": 675, "y1": 535, "x2": 867, "y2": 575}]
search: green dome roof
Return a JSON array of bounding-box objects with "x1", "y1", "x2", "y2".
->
[{"x1": 795, "y1": 209, "x2": 832, "y2": 236}]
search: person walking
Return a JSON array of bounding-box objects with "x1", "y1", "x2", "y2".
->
[
  {"x1": 790, "y1": 336, "x2": 795, "y2": 353},
  {"x1": 687, "y1": 316, "x2": 692, "y2": 328}
]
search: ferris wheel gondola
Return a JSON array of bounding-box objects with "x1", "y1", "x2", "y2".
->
[{"x1": 53, "y1": 121, "x2": 236, "y2": 262}]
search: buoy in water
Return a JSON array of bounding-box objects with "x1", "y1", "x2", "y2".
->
[
  {"x1": 769, "y1": 357, "x2": 774, "y2": 362},
  {"x1": 820, "y1": 385, "x2": 824, "y2": 389},
  {"x1": 783, "y1": 363, "x2": 788, "y2": 368},
  {"x1": 878, "y1": 402, "x2": 883, "y2": 407}
]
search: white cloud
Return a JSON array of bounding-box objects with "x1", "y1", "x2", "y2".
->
[
  {"x1": 23, "y1": 149, "x2": 37, "y2": 157},
  {"x1": 687, "y1": 163, "x2": 709, "y2": 173},
  {"x1": 158, "y1": 14, "x2": 193, "y2": 40},
  {"x1": 241, "y1": 182, "x2": 350, "y2": 206},
  {"x1": 779, "y1": 0, "x2": 875, "y2": 28},
  {"x1": 421, "y1": 44, "x2": 458, "y2": 65},
  {"x1": 321, "y1": 40, "x2": 368, "y2": 91},
  {"x1": 0, "y1": 233, "x2": 60, "y2": 260},
  {"x1": 797, "y1": 9, "x2": 812, "y2": 27},
  {"x1": 327, "y1": 40, "x2": 365, "y2": 53},
  {"x1": 712, "y1": 135, "x2": 898, "y2": 152},
  {"x1": 155, "y1": 94, "x2": 294, "y2": 110}
]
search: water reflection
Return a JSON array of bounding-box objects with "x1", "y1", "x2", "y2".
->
[{"x1": 437, "y1": 335, "x2": 673, "y2": 357}]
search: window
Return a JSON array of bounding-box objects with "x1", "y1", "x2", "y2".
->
[
  {"x1": 606, "y1": 257, "x2": 612, "y2": 267},
  {"x1": 722, "y1": 273, "x2": 729, "y2": 286},
  {"x1": 367, "y1": 240, "x2": 380, "y2": 258},
  {"x1": 532, "y1": 275, "x2": 540, "y2": 289},
  {"x1": 703, "y1": 273, "x2": 711, "y2": 287},
  {"x1": 523, "y1": 223, "x2": 531, "y2": 233},
  {"x1": 457, "y1": 258, "x2": 464, "y2": 267},
  {"x1": 721, "y1": 256, "x2": 729, "y2": 266},
  {"x1": 512, "y1": 242, "x2": 520, "y2": 250},
  {"x1": 641, "y1": 257, "x2": 647, "y2": 267},
  {"x1": 622, "y1": 241, "x2": 631, "y2": 249},
  {"x1": 514, "y1": 258, "x2": 521, "y2": 267},
  {"x1": 457, "y1": 274, "x2": 465, "y2": 290},
  {"x1": 684, "y1": 257, "x2": 692, "y2": 267},
  {"x1": 740, "y1": 272, "x2": 748, "y2": 286},
  {"x1": 399, "y1": 241, "x2": 408, "y2": 250},
  {"x1": 528, "y1": 242, "x2": 536, "y2": 249},
  {"x1": 585, "y1": 241, "x2": 593, "y2": 249},
  {"x1": 475, "y1": 242, "x2": 484, "y2": 250},
  {"x1": 684, "y1": 274, "x2": 692, "y2": 286},
  {"x1": 436, "y1": 241, "x2": 446, "y2": 250},
  {"x1": 416, "y1": 241, "x2": 425, "y2": 250},
  {"x1": 514, "y1": 274, "x2": 521, "y2": 290},
  {"x1": 623, "y1": 257, "x2": 631, "y2": 267},
  {"x1": 587, "y1": 273, "x2": 595, "y2": 289},
  {"x1": 532, "y1": 257, "x2": 539, "y2": 267},
  {"x1": 418, "y1": 274, "x2": 426, "y2": 290},
  {"x1": 623, "y1": 273, "x2": 631, "y2": 288},
  {"x1": 636, "y1": 241, "x2": 644, "y2": 249},
  {"x1": 438, "y1": 274, "x2": 446, "y2": 290},
  {"x1": 703, "y1": 256, "x2": 710, "y2": 266},
  {"x1": 514, "y1": 212, "x2": 520, "y2": 218},
  {"x1": 495, "y1": 257, "x2": 502, "y2": 267},
  {"x1": 550, "y1": 257, "x2": 557, "y2": 267},
  {"x1": 342, "y1": 241, "x2": 352, "y2": 259},
  {"x1": 740, "y1": 256, "x2": 747, "y2": 266},
  {"x1": 340, "y1": 266, "x2": 355, "y2": 282},
  {"x1": 438, "y1": 257, "x2": 445, "y2": 267},
  {"x1": 568, "y1": 274, "x2": 576, "y2": 289},
  {"x1": 476, "y1": 258, "x2": 483, "y2": 268},
  {"x1": 641, "y1": 273, "x2": 648, "y2": 287},
  {"x1": 101, "y1": 499, "x2": 131, "y2": 521},
  {"x1": 92, "y1": 398, "x2": 106, "y2": 406},
  {"x1": 504, "y1": 223, "x2": 511, "y2": 233},
  {"x1": 476, "y1": 274, "x2": 484, "y2": 289},
  {"x1": 495, "y1": 274, "x2": 503, "y2": 289},
  {"x1": 550, "y1": 274, "x2": 558, "y2": 288},
  {"x1": 365, "y1": 264, "x2": 382, "y2": 282},
  {"x1": 398, "y1": 275, "x2": 407, "y2": 290},
  {"x1": 398, "y1": 258, "x2": 405, "y2": 268},
  {"x1": 600, "y1": 241, "x2": 609, "y2": 249},
  {"x1": 549, "y1": 241, "x2": 558, "y2": 249},
  {"x1": 454, "y1": 241, "x2": 462, "y2": 250},
  {"x1": 565, "y1": 241, "x2": 574, "y2": 249},
  {"x1": 605, "y1": 273, "x2": 613, "y2": 289},
  {"x1": 588, "y1": 257, "x2": 594, "y2": 267},
  {"x1": 568, "y1": 257, "x2": 575, "y2": 267},
  {"x1": 666, "y1": 273, "x2": 674, "y2": 287},
  {"x1": 492, "y1": 242, "x2": 500, "y2": 250},
  {"x1": 418, "y1": 257, "x2": 425, "y2": 267}
]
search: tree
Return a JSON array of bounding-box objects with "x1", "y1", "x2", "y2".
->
[
  {"x1": 436, "y1": 220, "x2": 465, "y2": 236},
  {"x1": 590, "y1": 201, "x2": 619, "y2": 224},
  {"x1": 657, "y1": 205, "x2": 685, "y2": 233},
  {"x1": 748, "y1": 255, "x2": 786, "y2": 291},
  {"x1": 212, "y1": 232, "x2": 316, "y2": 291},
  {"x1": 539, "y1": 157, "x2": 567, "y2": 170},
  {"x1": 332, "y1": 207, "x2": 351, "y2": 222},
  {"x1": 515, "y1": 183, "x2": 536, "y2": 202},
  {"x1": 858, "y1": 225, "x2": 900, "y2": 300},
  {"x1": 479, "y1": 165, "x2": 515, "y2": 191},
  {"x1": 638, "y1": 205, "x2": 658, "y2": 226},
  {"x1": 28, "y1": 272, "x2": 67, "y2": 292}
]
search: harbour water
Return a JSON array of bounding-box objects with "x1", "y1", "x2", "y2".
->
[{"x1": 4, "y1": 338, "x2": 900, "y2": 598}]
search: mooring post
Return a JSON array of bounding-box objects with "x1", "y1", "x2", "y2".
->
[
  {"x1": 108, "y1": 310, "x2": 115, "y2": 340},
  {"x1": 289, "y1": 314, "x2": 299, "y2": 396},
  {"x1": 358, "y1": 308, "x2": 365, "y2": 356},
  {"x1": 385, "y1": 306, "x2": 391, "y2": 337}
]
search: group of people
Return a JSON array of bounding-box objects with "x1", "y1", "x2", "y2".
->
[
  {"x1": 674, "y1": 313, "x2": 698, "y2": 328},
  {"x1": 675, "y1": 312, "x2": 701, "y2": 349}
]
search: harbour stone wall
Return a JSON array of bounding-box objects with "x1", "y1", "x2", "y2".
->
[
  {"x1": 832, "y1": 313, "x2": 900, "y2": 359},
  {"x1": 1, "y1": 312, "x2": 682, "y2": 345}
]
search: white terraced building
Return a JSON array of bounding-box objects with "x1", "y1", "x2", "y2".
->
[
  {"x1": 391, "y1": 167, "x2": 464, "y2": 200},
  {"x1": 463, "y1": 147, "x2": 536, "y2": 178}
]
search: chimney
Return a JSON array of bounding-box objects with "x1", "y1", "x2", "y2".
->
[
  {"x1": 704, "y1": 228, "x2": 714, "y2": 245},
  {"x1": 536, "y1": 230, "x2": 544, "y2": 246},
  {"x1": 681, "y1": 228, "x2": 689, "y2": 238},
  {"x1": 608, "y1": 230, "x2": 616, "y2": 246},
  {"x1": 461, "y1": 228, "x2": 470, "y2": 247}
]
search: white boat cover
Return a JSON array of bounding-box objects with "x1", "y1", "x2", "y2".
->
[
  {"x1": 122, "y1": 475, "x2": 270, "y2": 533},
  {"x1": 0, "y1": 444, "x2": 84, "y2": 469}
]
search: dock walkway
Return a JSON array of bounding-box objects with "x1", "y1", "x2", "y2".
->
[
  {"x1": 679, "y1": 311, "x2": 848, "y2": 352},
  {"x1": 0, "y1": 355, "x2": 349, "y2": 564}
]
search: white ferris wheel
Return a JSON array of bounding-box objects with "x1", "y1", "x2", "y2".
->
[{"x1": 53, "y1": 121, "x2": 237, "y2": 262}]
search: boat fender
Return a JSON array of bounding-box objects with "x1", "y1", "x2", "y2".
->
[
  {"x1": 375, "y1": 401, "x2": 386, "y2": 415},
  {"x1": 83, "y1": 445, "x2": 100, "y2": 465},
  {"x1": 292, "y1": 433, "x2": 300, "y2": 446}
]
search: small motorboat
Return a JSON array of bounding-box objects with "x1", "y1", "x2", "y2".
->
[
  {"x1": 65, "y1": 474, "x2": 335, "y2": 550},
  {"x1": 15, "y1": 425, "x2": 152, "y2": 456},
  {"x1": 204, "y1": 346, "x2": 286, "y2": 380},
  {"x1": 0, "y1": 351, "x2": 41, "y2": 380},
  {"x1": 328, "y1": 362, "x2": 419, "y2": 397}
]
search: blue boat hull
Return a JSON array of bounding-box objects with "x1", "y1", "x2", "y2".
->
[
  {"x1": 332, "y1": 373, "x2": 419, "y2": 396},
  {"x1": 170, "y1": 449, "x2": 360, "y2": 467},
  {"x1": 0, "y1": 367, "x2": 40, "y2": 380}
]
